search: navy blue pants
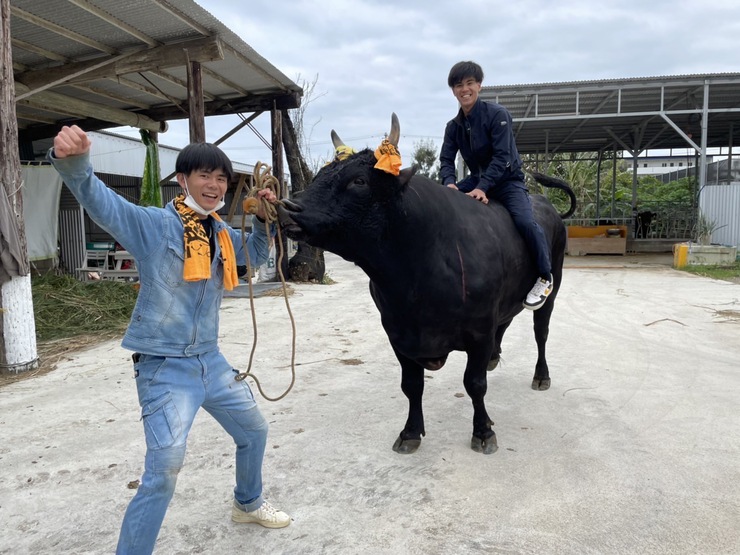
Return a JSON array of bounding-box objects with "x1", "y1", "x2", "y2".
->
[{"x1": 459, "y1": 177, "x2": 552, "y2": 278}]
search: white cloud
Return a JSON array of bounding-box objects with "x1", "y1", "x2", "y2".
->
[{"x1": 127, "y1": 0, "x2": 740, "y2": 171}]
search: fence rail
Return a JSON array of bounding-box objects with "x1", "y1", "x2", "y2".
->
[{"x1": 564, "y1": 201, "x2": 695, "y2": 240}]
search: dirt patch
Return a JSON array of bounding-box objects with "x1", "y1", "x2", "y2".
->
[{"x1": 0, "y1": 333, "x2": 117, "y2": 388}]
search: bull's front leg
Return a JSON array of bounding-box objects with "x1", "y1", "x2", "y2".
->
[
  {"x1": 464, "y1": 344, "x2": 498, "y2": 455},
  {"x1": 392, "y1": 348, "x2": 425, "y2": 454}
]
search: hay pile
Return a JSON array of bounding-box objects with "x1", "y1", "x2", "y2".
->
[{"x1": 32, "y1": 273, "x2": 138, "y2": 341}]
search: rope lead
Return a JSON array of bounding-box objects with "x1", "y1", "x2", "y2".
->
[{"x1": 234, "y1": 162, "x2": 297, "y2": 402}]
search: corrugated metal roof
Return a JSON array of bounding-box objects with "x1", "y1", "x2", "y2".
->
[{"x1": 11, "y1": 0, "x2": 302, "y2": 142}]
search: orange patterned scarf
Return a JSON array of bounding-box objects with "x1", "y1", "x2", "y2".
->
[{"x1": 173, "y1": 195, "x2": 238, "y2": 290}]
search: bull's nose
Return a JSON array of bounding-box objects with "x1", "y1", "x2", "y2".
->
[
  {"x1": 277, "y1": 203, "x2": 299, "y2": 229},
  {"x1": 280, "y1": 198, "x2": 302, "y2": 212}
]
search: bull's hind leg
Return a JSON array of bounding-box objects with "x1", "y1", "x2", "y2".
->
[
  {"x1": 392, "y1": 348, "x2": 426, "y2": 454},
  {"x1": 488, "y1": 320, "x2": 512, "y2": 371},
  {"x1": 464, "y1": 344, "x2": 498, "y2": 455},
  {"x1": 531, "y1": 251, "x2": 564, "y2": 390},
  {"x1": 531, "y1": 280, "x2": 559, "y2": 390}
]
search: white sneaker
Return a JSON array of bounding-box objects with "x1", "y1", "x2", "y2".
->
[
  {"x1": 232, "y1": 500, "x2": 291, "y2": 528},
  {"x1": 523, "y1": 275, "x2": 553, "y2": 310}
]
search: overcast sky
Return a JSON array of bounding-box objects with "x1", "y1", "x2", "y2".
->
[{"x1": 113, "y1": 0, "x2": 740, "y2": 168}]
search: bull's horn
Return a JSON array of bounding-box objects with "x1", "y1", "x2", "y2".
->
[
  {"x1": 388, "y1": 113, "x2": 400, "y2": 147},
  {"x1": 331, "y1": 130, "x2": 345, "y2": 149}
]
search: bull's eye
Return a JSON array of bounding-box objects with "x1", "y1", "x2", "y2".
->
[{"x1": 349, "y1": 177, "x2": 367, "y2": 189}]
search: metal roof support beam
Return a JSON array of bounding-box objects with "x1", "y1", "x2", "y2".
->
[
  {"x1": 147, "y1": 69, "x2": 216, "y2": 102},
  {"x1": 550, "y1": 90, "x2": 619, "y2": 153},
  {"x1": 611, "y1": 146, "x2": 618, "y2": 219},
  {"x1": 698, "y1": 82, "x2": 710, "y2": 199},
  {"x1": 111, "y1": 75, "x2": 180, "y2": 103},
  {"x1": 605, "y1": 127, "x2": 636, "y2": 156},
  {"x1": 141, "y1": 91, "x2": 302, "y2": 121},
  {"x1": 213, "y1": 112, "x2": 261, "y2": 146},
  {"x1": 659, "y1": 113, "x2": 701, "y2": 151},
  {"x1": 201, "y1": 65, "x2": 250, "y2": 97},
  {"x1": 728, "y1": 123, "x2": 734, "y2": 182}
]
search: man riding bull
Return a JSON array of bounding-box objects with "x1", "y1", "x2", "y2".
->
[{"x1": 440, "y1": 60, "x2": 554, "y2": 310}]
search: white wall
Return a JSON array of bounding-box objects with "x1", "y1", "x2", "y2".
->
[
  {"x1": 700, "y1": 183, "x2": 740, "y2": 248},
  {"x1": 87, "y1": 131, "x2": 254, "y2": 177}
]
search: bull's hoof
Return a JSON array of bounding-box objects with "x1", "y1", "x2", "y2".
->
[
  {"x1": 487, "y1": 357, "x2": 500, "y2": 371},
  {"x1": 531, "y1": 377, "x2": 551, "y2": 391},
  {"x1": 392, "y1": 435, "x2": 421, "y2": 454},
  {"x1": 470, "y1": 433, "x2": 498, "y2": 454}
]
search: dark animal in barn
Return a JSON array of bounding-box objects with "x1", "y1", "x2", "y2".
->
[
  {"x1": 635, "y1": 210, "x2": 658, "y2": 238},
  {"x1": 279, "y1": 114, "x2": 576, "y2": 455}
]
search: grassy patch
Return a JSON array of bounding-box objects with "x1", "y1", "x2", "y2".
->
[
  {"x1": 680, "y1": 261, "x2": 740, "y2": 282},
  {"x1": 32, "y1": 273, "x2": 138, "y2": 342}
]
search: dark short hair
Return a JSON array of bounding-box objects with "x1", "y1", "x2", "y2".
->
[
  {"x1": 448, "y1": 61, "x2": 484, "y2": 88},
  {"x1": 175, "y1": 142, "x2": 234, "y2": 182}
]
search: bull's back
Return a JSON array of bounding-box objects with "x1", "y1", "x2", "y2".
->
[{"x1": 370, "y1": 179, "x2": 547, "y2": 354}]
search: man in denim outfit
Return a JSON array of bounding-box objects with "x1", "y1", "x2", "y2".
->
[{"x1": 49, "y1": 125, "x2": 290, "y2": 555}]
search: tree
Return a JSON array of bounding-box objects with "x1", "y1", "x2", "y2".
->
[
  {"x1": 279, "y1": 75, "x2": 326, "y2": 282},
  {"x1": 0, "y1": 0, "x2": 39, "y2": 373},
  {"x1": 411, "y1": 139, "x2": 439, "y2": 181}
]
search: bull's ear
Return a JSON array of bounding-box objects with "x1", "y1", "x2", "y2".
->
[{"x1": 398, "y1": 166, "x2": 417, "y2": 186}]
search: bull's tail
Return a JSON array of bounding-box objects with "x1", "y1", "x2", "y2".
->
[{"x1": 530, "y1": 172, "x2": 577, "y2": 219}]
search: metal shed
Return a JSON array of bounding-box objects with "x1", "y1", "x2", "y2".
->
[
  {"x1": 8, "y1": 0, "x2": 303, "y2": 276},
  {"x1": 10, "y1": 0, "x2": 302, "y2": 148},
  {"x1": 481, "y1": 74, "x2": 740, "y2": 188},
  {"x1": 481, "y1": 74, "x2": 740, "y2": 250}
]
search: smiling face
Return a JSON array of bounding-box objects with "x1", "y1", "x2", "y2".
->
[
  {"x1": 452, "y1": 77, "x2": 482, "y2": 115},
  {"x1": 177, "y1": 169, "x2": 228, "y2": 217}
]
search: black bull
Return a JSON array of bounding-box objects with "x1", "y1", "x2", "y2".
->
[{"x1": 279, "y1": 115, "x2": 576, "y2": 455}]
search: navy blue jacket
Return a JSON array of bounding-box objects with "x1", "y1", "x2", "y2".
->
[{"x1": 439, "y1": 98, "x2": 524, "y2": 193}]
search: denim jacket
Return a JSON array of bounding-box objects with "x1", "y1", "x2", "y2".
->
[
  {"x1": 439, "y1": 98, "x2": 524, "y2": 193},
  {"x1": 48, "y1": 150, "x2": 274, "y2": 356}
]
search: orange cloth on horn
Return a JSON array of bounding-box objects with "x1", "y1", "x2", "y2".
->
[
  {"x1": 374, "y1": 139, "x2": 402, "y2": 175},
  {"x1": 173, "y1": 195, "x2": 238, "y2": 291}
]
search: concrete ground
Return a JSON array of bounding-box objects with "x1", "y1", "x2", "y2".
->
[{"x1": 1, "y1": 253, "x2": 739, "y2": 555}]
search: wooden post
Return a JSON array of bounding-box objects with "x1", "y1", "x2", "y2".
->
[
  {"x1": 0, "y1": 0, "x2": 38, "y2": 373},
  {"x1": 271, "y1": 106, "x2": 284, "y2": 195},
  {"x1": 187, "y1": 60, "x2": 205, "y2": 143}
]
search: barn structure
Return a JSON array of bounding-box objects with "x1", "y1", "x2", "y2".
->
[
  {"x1": 481, "y1": 74, "x2": 740, "y2": 252},
  {"x1": 1, "y1": 0, "x2": 303, "y2": 371},
  {"x1": 7, "y1": 0, "x2": 303, "y2": 275}
]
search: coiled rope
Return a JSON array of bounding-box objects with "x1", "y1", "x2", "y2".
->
[{"x1": 234, "y1": 161, "x2": 297, "y2": 402}]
